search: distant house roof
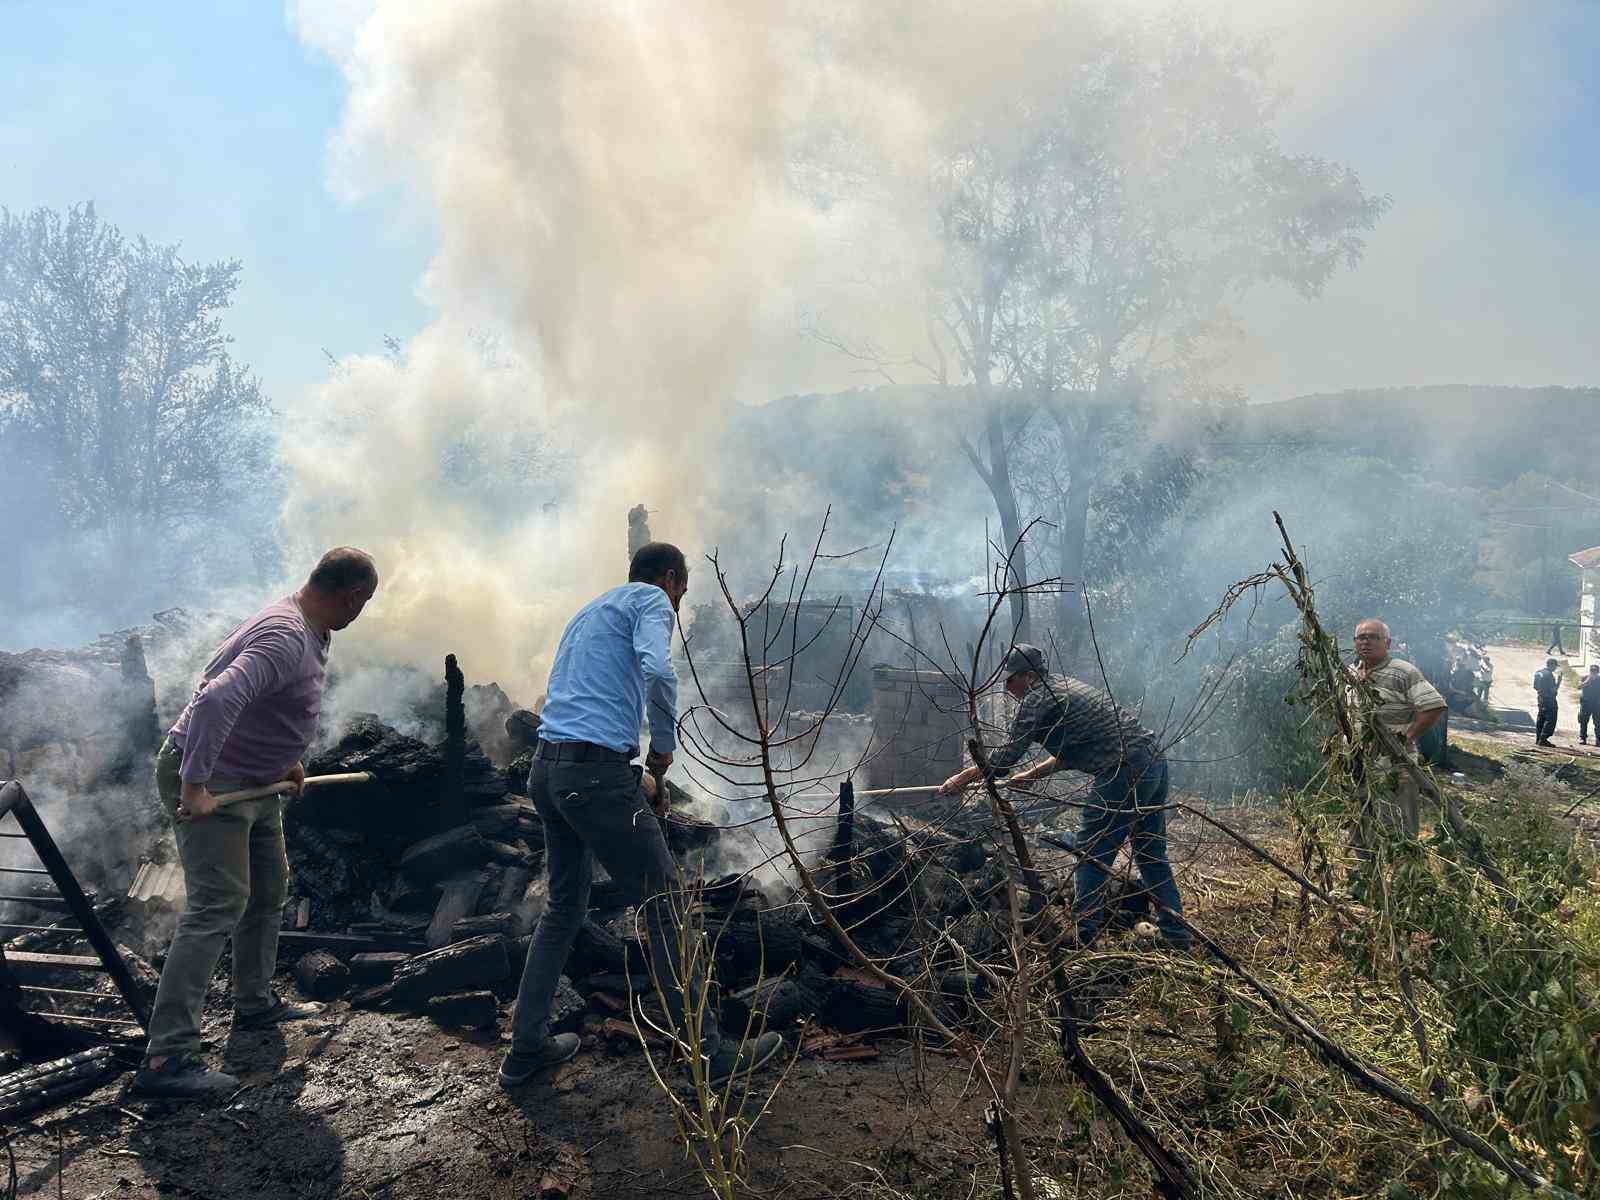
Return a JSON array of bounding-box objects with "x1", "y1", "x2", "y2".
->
[{"x1": 1570, "y1": 546, "x2": 1600, "y2": 571}]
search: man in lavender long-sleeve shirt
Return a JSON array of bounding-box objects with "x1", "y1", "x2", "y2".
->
[{"x1": 133, "y1": 548, "x2": 378, "y2": 1099}]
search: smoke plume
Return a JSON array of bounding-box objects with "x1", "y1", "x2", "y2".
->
[{"x1": 279, "y1": 0, "x2": 1128, "y2": 693}]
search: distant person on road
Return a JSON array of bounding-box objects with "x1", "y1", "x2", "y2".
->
[
  {"x1": 1533, "y1": 658, "x2": 1562, "y2": 747},
  {"x1": 935, "y1": 644, "x2": 1191, "y2": 949},
  {"x1": 133, "y1": 548, "x2": 380, "y2": 1099},
  {"x1": 1475, "y1": 654, "x2": 1493, "y2": 704},
  {"x1": 501, "y1": 542, "x2": 783, "y2": 1092},
  {"x1": 1448, "y1": 659, "x2": 1479, "y2": 713},
  {"x1": 1546, "y1": 623, "x2": 1567, "y2": 656},
  {"x1": 1349, "y1": 619, "x2": 1448, "y2": 839},
  {"x1": 1579, "y1": 664, "x2": 1600, "y2": 745}
]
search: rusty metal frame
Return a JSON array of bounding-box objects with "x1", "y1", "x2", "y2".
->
[{"x1": 0, "y1": 779, "x2": 152, "y2": 1031}]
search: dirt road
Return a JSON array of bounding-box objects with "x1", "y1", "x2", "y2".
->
[{"x1": 1484, "y1": 641, "x2": 1587, "y2": 744}]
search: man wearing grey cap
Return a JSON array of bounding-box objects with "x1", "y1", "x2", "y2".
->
[{"x1": 937, "y1": 644, "x2": 1189, "y2": 948}]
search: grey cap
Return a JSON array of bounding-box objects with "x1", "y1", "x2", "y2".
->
[{"x1": 1001, "y1": 643, "x2": 1047, "y2": 679}]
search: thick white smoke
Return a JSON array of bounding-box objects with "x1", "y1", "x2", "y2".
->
[
  {"x1": 286, "y1": 2, "x2": 876, "y2": 694},
  {"x1": 280, "y1": 0, "x2": 1088, "y2": 693},
  {"x1": 282, "y1": 0, "x2": 1588, "y2": 699}
]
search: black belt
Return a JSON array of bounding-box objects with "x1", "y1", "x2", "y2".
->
[{"x1": 535, "y1": 739, "x2": 636, "y2": 765}]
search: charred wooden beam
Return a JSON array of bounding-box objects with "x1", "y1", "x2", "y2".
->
[
  {"x1": 292, "y1": 949, "x2": 351, "y2": 999},
  {"x1": 0, "y1": 1047, "x2": 119, "y2": 1124},
  {"x1": 442, "y1": 653, "x2": 466, "y2": 830},
  {"x1": 275, "y1": 930, "x2": 425, "y2": 956},
  {"x1": 451, "y1": 911, "x2": 516, "y2": 943},
  {"x1": 400, "y1": 824, "x2": 489, "y2": 883},
  {"x1": 427, "y1": 870, "x2": 489, "y2": 950},
  {"x1": 390, "y1": 933, "x2": 510, "y2": 1006},
  {"x1": 426, "y1": 989, "x2": 497, "y2": 1029},
  {"x1": 350, "y1": 951, "x2": 409, "y2": 985}
]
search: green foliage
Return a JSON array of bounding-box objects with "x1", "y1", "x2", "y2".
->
[
  {"x1": 0, "y1": 202, "x2": 280, "y2": 634},
  {"x1": 913, "y1": 6, "x2": 1388, "y2": 645},
  {"x1": 1082, "y1": 446, "x2": 1203, "y2": 592},
  {"x1": 1174, "y1": 625, "x2": 1330, "y2": 794},
  {"x1": 1477, "y1": 472, "x2": 1596, "y2": 619},
  {"x1": 1285, "y1": 610, "x2": 1600, "y2": 1192},
  {"x1": 1111, "y1": 449, "x2": 1484, "y2": 793},
  {"x1": 0, "y1": 202, "x2": 276, "y2": 533},
  {"x1": 1390, "y1": 816, "x2": 1599, "y2": 1196}
]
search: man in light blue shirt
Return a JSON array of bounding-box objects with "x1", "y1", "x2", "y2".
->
[
  {"x1": 501, "y1": 542, "x2": 782, "y2": 1091},
  {"x1": 536, "y1": 568, "x2": 680, "y2": 762}
]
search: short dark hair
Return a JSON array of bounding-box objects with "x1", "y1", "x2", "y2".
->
[
  {"x1": 629, "y1": 541, "x2": 687, "y2": 584},
  {"x1": 307, "y1": 547, "x2": 378, "y2": 593}
]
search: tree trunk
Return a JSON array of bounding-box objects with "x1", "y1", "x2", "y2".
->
[
  {"x1": 442, "y1": 654, "x2": 466, "y2": 830},
  {"x1": 978, "y1": 379, "x2": 1031, "y2": 643},
  {"x1": 1047, "y1": 398, "x2": 1103, "y2": 662},
  {"x1": 1055, "y1": 455, "x2": 1093, "y2": 658}
]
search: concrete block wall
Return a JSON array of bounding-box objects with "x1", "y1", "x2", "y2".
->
[
  {"x1": 866, "y1": 666, "x2": 973, "y2": 791},
  {"x1": 686, "y1": 661, "x2": 781, "y2": 743}
]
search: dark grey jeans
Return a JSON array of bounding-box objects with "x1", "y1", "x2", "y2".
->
[
  {"x1": 509, "y1": 756, "x2": 720, "y2": 1055},
  {"x1": 1537, "y1": 697, "x2": 1559, "y2": 742}
]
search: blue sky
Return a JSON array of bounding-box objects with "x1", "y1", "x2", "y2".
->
[
  {"x1": 2, "y1": 1, "x2": 430, "y2": 404},
  {"x1": 4, "y1": 1, "x2": 1599, "y2": 408}
]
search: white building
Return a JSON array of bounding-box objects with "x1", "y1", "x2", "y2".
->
[{"x1": 1570, "y1": 545, "x2": 1600, "y2": 669}]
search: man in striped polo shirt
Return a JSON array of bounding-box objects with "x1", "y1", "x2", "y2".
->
[
  {"x1": 937, "y1": 644, "x2": 1189, "y2": 948},
  {"x1": 1350, "y1": 619, "x2": 1447, "y2": 837}
]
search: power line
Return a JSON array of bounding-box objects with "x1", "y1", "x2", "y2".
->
[{"x1": 1549, "y1": 480, "x2": 1600, "y2": 507}]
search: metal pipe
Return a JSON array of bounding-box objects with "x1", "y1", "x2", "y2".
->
[
  {"x1": 0, "y1": 922, "x2": 81, "y2": 933},
  {"x1": 0, "y1": 866, "x2": 52, "y2": 875},
  {"x1": 7, "y1": 779, "x2": 154, "y2": 1028},
  {"x1": 3, "y1": 951, "x2": 103, "y2": 971},
  {"x1": 18, "y1": 984, "x2": 115, "y2": 1000},
  {"x1": 0, "y1": 893, "x2": 72, "y2": 907},
  {"x1": 29, "y1": 1012, "x2": 141, "y2": 1027}
]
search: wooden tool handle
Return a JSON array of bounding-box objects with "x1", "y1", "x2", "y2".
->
[
  {"x1": 212, "y1": 772, "x2": 374, "y2": 807},
  {"x1": 791, "y1": 783, "x2": 952, "y2": 801}
]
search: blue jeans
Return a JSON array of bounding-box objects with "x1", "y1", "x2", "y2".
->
[{"x1": 1074, "y1": 753, "x2": 1188, "y2": 946}]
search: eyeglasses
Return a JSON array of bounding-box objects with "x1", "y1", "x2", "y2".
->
[{"x1": 1353, "y1": 633, "x2": 1384, "y2": 641}]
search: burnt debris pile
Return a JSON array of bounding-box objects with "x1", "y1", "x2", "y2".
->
[
  {"x1": 0, "y1": 632, "x2": 1144, "y2": 1080},
  {"x1": 230, "y1": 690, "x2": 1076, "y2": 1050}
]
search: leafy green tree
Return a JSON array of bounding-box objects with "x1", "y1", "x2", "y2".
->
[
  {"x1": 0, "y1": 203, "x2": 278, "y2": 635},
  {"x1": 1477, "y1": 472, "x2": 1596, "y2": 620},
  {"x1": 916, "y1": 10, "x2": 1389, "y2": 646}
]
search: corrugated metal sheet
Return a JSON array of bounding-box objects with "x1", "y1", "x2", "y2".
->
[{"x1": 127, "y1": 860, "x2": 185, "y2": 910}]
